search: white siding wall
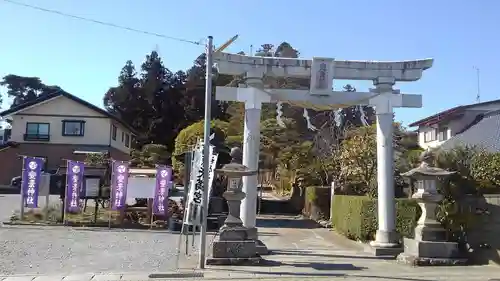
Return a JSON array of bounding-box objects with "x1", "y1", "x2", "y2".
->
[
  {"x1": 110, "y1": 122, "x2": 134, "y2": 153},
  {"x1": 8, "y1": 95, "x2": 133, "y2": 153}
]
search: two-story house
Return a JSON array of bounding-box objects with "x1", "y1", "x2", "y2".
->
[
  {"x1": 409, "y1": 99, "x2": 500, "y2": 150},
  {"x1": 0, "y1": 91, "x2": 137, "y2": 186}
]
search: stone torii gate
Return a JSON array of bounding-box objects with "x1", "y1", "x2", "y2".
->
[{"x1": 213, "y1": 53, "x2": 433, "y2": 253}]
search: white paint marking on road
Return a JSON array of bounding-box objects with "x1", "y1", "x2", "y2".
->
[
  {"x1": 292, "y1": 242, "x2": 299, "y2": 249},
  {"x1": 311, "y1": 229, "x2": 324, "y2": 240}
]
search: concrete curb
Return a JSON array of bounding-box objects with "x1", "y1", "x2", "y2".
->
[
  {"x1": 1, "y1": 222, "x2": 223, "y2": 235},
  {"x1": 0, "y1": 271, "x2": 205, "y2": 281},
  {"x1": 148, "y1": 272, "x2": 204, "y2": 278},
  {"x1": 1, "y1": 222, "x2": 175, "y2": 233}
]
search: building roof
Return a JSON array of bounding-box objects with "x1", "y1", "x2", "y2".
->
[
  {"x1": 0, "y1": 91, "x2": 138, "y2": 135},
  {"x1": 408, "y1": 99, "x2": 500, "y2": 127},
  {"x1": 439, "y1": 110, "x2": 500, "y2": 153},
  {"x1": 56, "y1": 166, "x2": 108, "y2": 177}
]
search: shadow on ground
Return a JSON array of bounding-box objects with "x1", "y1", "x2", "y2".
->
[
  {"x1": 270, "y1": 249, "x2": 392, "y2": 260},
  {"x1": 217, "y1": 260, "x2": 363, "y2": 277},
  {"x1": 262, "y1": 259, "x2": 364, "y2": 269},
  {"x1": 219, "y1": 262, "x2": 437, "y2": 281},
  {"x1": 218, "y1": 267, "x2": 438, "y2": 281},
  {"x1": 256, "y1": 217, "x2": 321, "y2": 229}
]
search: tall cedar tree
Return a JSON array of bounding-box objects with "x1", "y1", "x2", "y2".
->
[{"x1": 103, "y1": 50, "x2": 229, "y2": 151}]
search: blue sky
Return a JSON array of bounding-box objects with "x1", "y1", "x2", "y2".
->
[{"x1": 0, "y1": 0, "x2": 498, "y2": 127}]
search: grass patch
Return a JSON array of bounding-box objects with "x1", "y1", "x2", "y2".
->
[{"x1": 9, "y1": 202, "x2": 168, "y2": 228}]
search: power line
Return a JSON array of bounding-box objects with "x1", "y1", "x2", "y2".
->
[{"x1": 1, "y1": 0, "x2": 202, "y2": 45}]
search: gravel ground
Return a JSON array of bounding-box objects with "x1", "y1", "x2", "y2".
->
[
  {"x1": 0, "y1": 194, "x2": 61, "y2": 222},
  {"x1": 0, "y1": 193, "x2": 198, "y2": 276},
  {"x1": 0, "y1": 226, "x2": 193, "y2": 275}
]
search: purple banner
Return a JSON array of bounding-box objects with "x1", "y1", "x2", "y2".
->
[
  {"x1": 111, "y1": 161, "x2": 129, "y2": 210},
  {"x1": 21, "y1": 157, "x2": 44, "y2": 208},
  {"x1": 65, "y1": 160, "x2": 85, "y2": 213},
  {"x1": 153, "y1": 166, "x2": 172, "y2": 215}
]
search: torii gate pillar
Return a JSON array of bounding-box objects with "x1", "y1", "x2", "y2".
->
[
  {"x1": 241, "y1": 72, "x2": 267, "y2": 233},
  {"x1": 370, "y1": 77, "x2": 400, "y2": 251}
]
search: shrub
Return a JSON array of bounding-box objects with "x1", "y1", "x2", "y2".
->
[
  {"x1": 435, "y1": 145, "x2": 480, "y2": 195},
  {"x1": 434, "y1": 146, "x2": 494, "y2": 250},
  {"x1": 172, "y1": 119, "x2": 229, "y2": 179},
  {"x1": 225, "y1": 135, "x2": 243, "y2": 148},
  {"x1": 470, "y1": 151, "x2": 500, "y2": 190},
  {"x1": 331, "y1": 195, "x2": 420, "y2": 241},
  {"x1": 130, "y1": 144, "x2": 170, "y2": 168}
]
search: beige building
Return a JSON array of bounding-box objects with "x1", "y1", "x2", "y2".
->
[{"x1": 0, "y1": 92, "x2": 136, "y2": 186}]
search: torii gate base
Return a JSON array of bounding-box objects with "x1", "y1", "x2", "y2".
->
[{"x1": 214, "y1": 53, "x2": 433, "y2": 257}]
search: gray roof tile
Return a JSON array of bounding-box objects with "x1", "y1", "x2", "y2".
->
[{"x1": 440, "y1": 110, "x2": 500, "y2": 153}]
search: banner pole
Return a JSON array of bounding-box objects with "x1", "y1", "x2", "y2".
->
[
  {"x1": 198, "y1": 35, "x2": 213, "y2": 269},
  {"x1": 109, "y1": 161, "x2": 113, "y2": 229},
  {"x1": 185, "y1": 223, "x2": 189, "y2": 255},
  {"x1": 175, "y1": 223, "x2": 186, "y2": 269},
  {"x1": 108, "y1": 209, "x2": 111, "y2": 229},
  {"x1": 63, "y1": 160, "x2": 69, "y2": 225},
  {"x1": 44, "y1": 193, "x2": 50, "y2": 221},
  {"x1": 19, "y1": 156, "x2": 26, "y2": 221}
]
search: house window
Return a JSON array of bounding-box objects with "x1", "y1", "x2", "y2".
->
[
  {"x1": 131, "y1": 135, "x2": 136, "y2": 148},
  {"x1": 438, "y1": 127, "x2": 448, "y2": 141},
  {"x1": 125, "y1": 134, "x2": 130, "y2": 148},
  {"x1": 111, "y1": 125, "x2": 117, "y2": 140},
  {"x1": 25, "y1": 123, "x2": 50, "y2": 141},
  {"x1": 424, "y1": 129, "x2": 437, "y2": 143},
  {"x1": 121, "y1": 132, "x2": 125, "y2": 142},
  {"x1": 62, "y1": 120, "x2": 85, "y2": 136}
]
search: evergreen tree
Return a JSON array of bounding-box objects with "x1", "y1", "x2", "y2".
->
[{"x1": 0, "y1": 74, "x2": 69, "y2": 107}]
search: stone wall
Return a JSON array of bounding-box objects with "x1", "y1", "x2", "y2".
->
[
  {"x1": 259, "y1": 183, "x2": 304, "y2": 215},
  {"x1": 460, "y1": 194, "x2": 500, "y2": 265},
  {"x1": 302, "y1": 186, "x2": 331, "y2": 221}
]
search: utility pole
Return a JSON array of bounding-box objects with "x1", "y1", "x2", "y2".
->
[
  {"x1": 474, "y1": 66, "x2": 481, "y2": 103},
  {"x1": 198, "y1": 35, "x2": 213, "y2": 269}
]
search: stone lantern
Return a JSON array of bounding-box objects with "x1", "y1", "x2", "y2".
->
[
  {"x1": 397, "y1": 150, "x2": 467, "y2": 266},
  {"x1": 206, "y1": 147, "x2": 262, "y2": 265}
]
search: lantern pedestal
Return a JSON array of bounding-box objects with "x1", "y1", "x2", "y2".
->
[
  {"x1": 397, "y1": 238, "x2": 466, "y2": 266},
  {"x1": 206, "y1": 148, "x2": 263, "y2": 266},
  {"x1": 207, "y1": 187, "x2": 263, "y2": 265},
  {"x1": 245, "y1": 227, "x2": 269, "y2": 255},
  {"x1": 397, "y1": 151, "x2": 467, "y2": 266}
]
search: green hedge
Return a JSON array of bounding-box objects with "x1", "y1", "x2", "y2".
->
[{"x1": 331, "y1": 195, "x2": 420, "y2": 241}]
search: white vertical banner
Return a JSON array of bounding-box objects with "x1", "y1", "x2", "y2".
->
[{"x1": 183, "y1": 140, "x2": 219, "y2": 226}]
